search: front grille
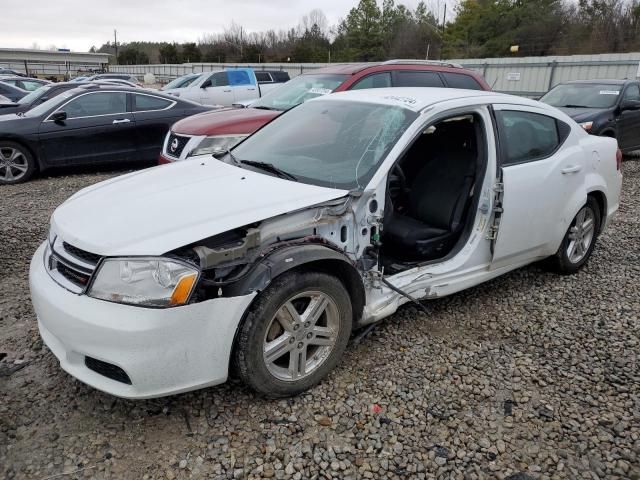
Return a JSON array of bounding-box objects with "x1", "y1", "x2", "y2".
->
[
  {"x1": 63, "y1": 242, "x2": 102, "y2": 265},
  {"x1": 85, "y1": 357, "x2": 132, "y2": 385},
  {"x1": 56, "y1": 261, "x2": 91, "y2": 286},
  {"x1": 166, "y1": 133, "x2": 189, "y2": 158},
  {"x1": 46, "y1": 238, "x2": 101, "y2": 293}
]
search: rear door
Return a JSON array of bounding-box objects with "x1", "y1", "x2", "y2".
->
[
  {"x1": 227, "y1": 70, "x2": 258, "y2": 102},
  {"x1": 131, "y1": 92, "x2": 180, "y2": 161},
  {"x1": 38, "y1": 91, "x2": 137, "y2": 166},
  {"x1": 490, "y1": 105, "x2": 583, "y2": 267},
  {"x1": 200, "y1": 72, "x2": 234, "y2": 106},
  {"x1": 617, "y1": 83, "x2": 640, "y2": 150}
]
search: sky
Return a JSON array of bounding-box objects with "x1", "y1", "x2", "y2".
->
[{"x1": 1, "y1": 0, "x2": 454, "y2": 52}]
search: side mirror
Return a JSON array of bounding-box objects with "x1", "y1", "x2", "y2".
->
[
  {"x1": 621, "y1": 99, "x2": 640, "y2": 111},
  {"x1": 201, "y1": 80, "x2": 212, "y2": 89},
  {"x1": 51, "y1": 111, "x2": 67, "y2": 123}
]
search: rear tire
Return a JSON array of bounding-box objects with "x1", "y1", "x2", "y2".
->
[
  {"x1": 546, "y1": 197, "x2": 600, "y2": 275},
  {"x1": 0, "y1": 141, "x2": 36, "y2": 185},
  {"x1": 234, "y1": 271, "x2": 352, "y2": 398}
]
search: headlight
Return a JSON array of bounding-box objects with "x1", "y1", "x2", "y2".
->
[
  {"x1": 187, "y1": 135, "x2": 247, "y2": 157},
  {"x1": 88, "y1": 258, "x2": 199, "y2": 307},
  {"x1": 580, "y1": 121, "x2": 593, "y2": 131}
]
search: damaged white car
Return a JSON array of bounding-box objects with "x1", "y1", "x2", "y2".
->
[{"x1": 30, "y1": 88, "x2": 622, "y2": 399}]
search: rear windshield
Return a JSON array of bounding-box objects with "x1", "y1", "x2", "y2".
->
[
  {"x1": 541, "y1": 83, "x2": 623, "y2": 108},
  {"x1": 251, "y1": 74, "x2": 348, "y2": 111}
]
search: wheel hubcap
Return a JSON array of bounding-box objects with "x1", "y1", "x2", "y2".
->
[
  {"x1": 263, "y1": 290, "x2": 340, "y2": 382},
  {"x1": 0, "y1": 147, "x2": 28, "y2": 182},
  {"x1": 566, "y1": 206, "x2": 595, "y2": 263}
]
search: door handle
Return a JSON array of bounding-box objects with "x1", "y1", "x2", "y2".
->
[
  {"x1": 223, "y1": 89, "x2": 231, "y2": 93},
  {"x1": 561, "y1": 165, "x2": 582, "y2": 174},
  {"x1": 112, "y1": 118, "x2": 131, "y2": 124},
  {"x1": 247, "y1": 88, "x2": 256, "y2": 91}
]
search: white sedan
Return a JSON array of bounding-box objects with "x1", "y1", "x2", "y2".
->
[{"x1": 30, "y1": 88, "x2": 622, "y2": 399}]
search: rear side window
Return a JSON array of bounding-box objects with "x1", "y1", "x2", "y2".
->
[
  {"x1": 394, "y1": 71, "x2": 444, "y2": 88},
  {"x1": 623, "y1": 84, "x2": 640, "y2": 101},
  {"x1": 351, "y1": 72, "x2": 392, "y2": 90},
  {"x1": 442, "y1": 72, "x2": 483, "y2": 90},
  {"x1": 62, "y1": 92, "x2": 127, "y2": 119},
  {"x1": 228, "y1": 70, "x2": 251, "y2": 86},
  {"x1": 255, "y1": 72, "x2": 273, "y2": 83},
  {"x1": 496, "y1": 110, "x2": 569, "y2": 166},
  {"x1": 134, "y1": 94, "x2": 173, "y2": 111}
]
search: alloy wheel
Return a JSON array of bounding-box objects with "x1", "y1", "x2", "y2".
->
[
  {"x1": 263, "y1": 290, "x2": 340, "y2": 382},
  {"x1": 0, "y1": 147, "x2": 29, "y2": 182},
  {"x1": 566, "y1": 206, "x2": 596, "y2": 264}
]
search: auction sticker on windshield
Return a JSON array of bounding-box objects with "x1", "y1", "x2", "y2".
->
[
  {"x1": 309, "y1": 88, "x2": 332, "y2": 95},
  {"x1": 599, "y1": 90, "x2": 620, "y2": 95}
]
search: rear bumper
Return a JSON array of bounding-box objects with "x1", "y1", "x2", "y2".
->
[{"x1": 30, "y1": 242, "x2": 256, "y2": 399}]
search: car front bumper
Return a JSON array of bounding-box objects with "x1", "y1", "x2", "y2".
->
[{"x1": 29, "y1": 242, "x2": 256, "y2": 399}]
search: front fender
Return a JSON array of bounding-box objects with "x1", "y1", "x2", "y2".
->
[{"x1": 223, "y1": 243, "x2": 360, "y2": 297}]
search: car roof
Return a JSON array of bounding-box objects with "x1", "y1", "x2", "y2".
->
[
  {"x1": 310, "y1": 60, "x2": 466, "y2": 76},
  {"x1": 313, "y1": 87, "x2": 540, "y2": 112}
]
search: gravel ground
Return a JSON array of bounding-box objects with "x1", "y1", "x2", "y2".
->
[{"x1": 1, "y1": 163, "x2": 639, "y2": 480}]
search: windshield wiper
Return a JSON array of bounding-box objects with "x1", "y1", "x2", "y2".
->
[
  {"x1": 559, "y1": 104, "x2": 591, "y2": 108},
  {"x1": 252, "y1": 105, "x2": 275, "y2": 110},
  {"x1": 240, "y1": 160, "x2": 298, "y2": 181},
  {"x1": 225, "y1": 148, "x2": 241, "y2": 166}
]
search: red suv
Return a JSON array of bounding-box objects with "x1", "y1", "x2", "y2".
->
[{"x1": 159, "y1": 60, "x2": 491, "y2": 163}]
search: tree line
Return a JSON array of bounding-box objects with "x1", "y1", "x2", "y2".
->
[{"x1": 94, "y1": 0, "x2": 640, "y2": 65}]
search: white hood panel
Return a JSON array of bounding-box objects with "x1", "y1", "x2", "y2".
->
[{"x1": 51, "y1": 159, "x2": 348, "y2": 256}]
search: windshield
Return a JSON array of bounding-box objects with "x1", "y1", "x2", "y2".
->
[
  {"x1": 232, "y1": 99, "x2": 418, "y2": 190},
  {"x1": 251, "y1": 74, "x2": 348, "y2": 111},
  {"x1": 162, "y1": 74, "x2": 201, "y2": 90},
  {"x1": 25, "y1": 89, "x2": 76, "y2": 117},
  {"x1": 18, "y1": 85, "x2": 51, "y2": 105},
  {"x1": 540, "y1": 83, "x2": 622, "y2": 108}
]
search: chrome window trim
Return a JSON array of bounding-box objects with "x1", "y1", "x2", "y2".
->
[{"x1": 44, "y1": 90, "x2": 129, "y2": 122}]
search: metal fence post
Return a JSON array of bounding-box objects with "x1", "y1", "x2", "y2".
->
[{"x1": 548, "y1": 61, "x2": 558, "y2": 91}]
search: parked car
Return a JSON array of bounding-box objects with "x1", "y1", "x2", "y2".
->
[
  {"x1": 162, "y1": 68, "x2": 290, "y2": 106},
  {"x1": 70, "y1": 76, "x2": 89, "y2": 82},
  {"x1": 0, "y1": 81, "x2": 86, "y2": 115},
  {"x1": 0, "y1": 67, "x2": 25, "y2": 77},
  {"x1": 0, "y1": 84, "x2": 210, "y2": 184},
  {"x1": 0, "y1": 81, "x2": 28, "y2": 102},
  {"x1": 30, "y1": 88, "x2": 621, "y2": 399},
  {"x1": 0, "y1": 76, "x2": 51, "y2": 91},
  {"x1": 86, "y1": 73, "x2": 141, "y2": 86},
  {"x1": 540, "y1": 79, "x2": 640, "y2": 152},
  {"x1": 93, "y1": 79, "x2": 142, "y2": 89},
  {"x1": 159, "y1": 60, "x2": 490, "y2": 163}
]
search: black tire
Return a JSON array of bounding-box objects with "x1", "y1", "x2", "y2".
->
[
  {"x1": 234, "y1": 270, "x2": 352, "y2": 398},
  {"x1": 546, "y1": 197, "x2": 601, "y2": 275},
  {"x1": 0, "y1": 141, "x2": 36, "y2": 185}
]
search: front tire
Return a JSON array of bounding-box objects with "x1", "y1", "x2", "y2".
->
[
  {"x1": 546, "y1": 197, "x2": 601, "y2": 274},
  {"x1": 0, "y1": 141, "x2": 36, "y2": 185},
  {"x1": 234, "y1": 271, "x2": 352, "y2": 398}
]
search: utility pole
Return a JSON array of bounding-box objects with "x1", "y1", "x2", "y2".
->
[
  {"x1": 114, "y1": 29, "x2": 118, "y2": 65},
  {"x1": 239, "y1": 26, "x2": 243, "y2": 60}
]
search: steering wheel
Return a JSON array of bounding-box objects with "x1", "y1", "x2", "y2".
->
[{"x1": 388, "y1": 164, "x2": 408, "y2": 199}]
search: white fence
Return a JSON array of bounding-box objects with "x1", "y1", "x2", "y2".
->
[{"x1": 108, "y1": 52, "x2": 640, "y2": 97}]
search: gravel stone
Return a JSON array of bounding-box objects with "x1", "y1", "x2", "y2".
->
[{"x1": 1, "y1": 161, "x2": 640, "y2": 479}]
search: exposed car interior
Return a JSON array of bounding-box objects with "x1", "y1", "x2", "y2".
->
[{"x1": 381, "y1": 114, "x2": 486, "y2": 273}]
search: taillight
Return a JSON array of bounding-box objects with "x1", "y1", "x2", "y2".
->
[{"x1": 616, "y1": 148, "x2": 622, "y2": 171}]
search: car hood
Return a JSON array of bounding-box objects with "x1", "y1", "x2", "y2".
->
[
  {"x1": 172, "y1": 107, "x2": 281, "y2": 136},
  {"x1": 555, "y1": 107, "x2": 607, "y2": 122},
  {"x1": 51, "y1": 158, "x2": 349, "y2": 256}
]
